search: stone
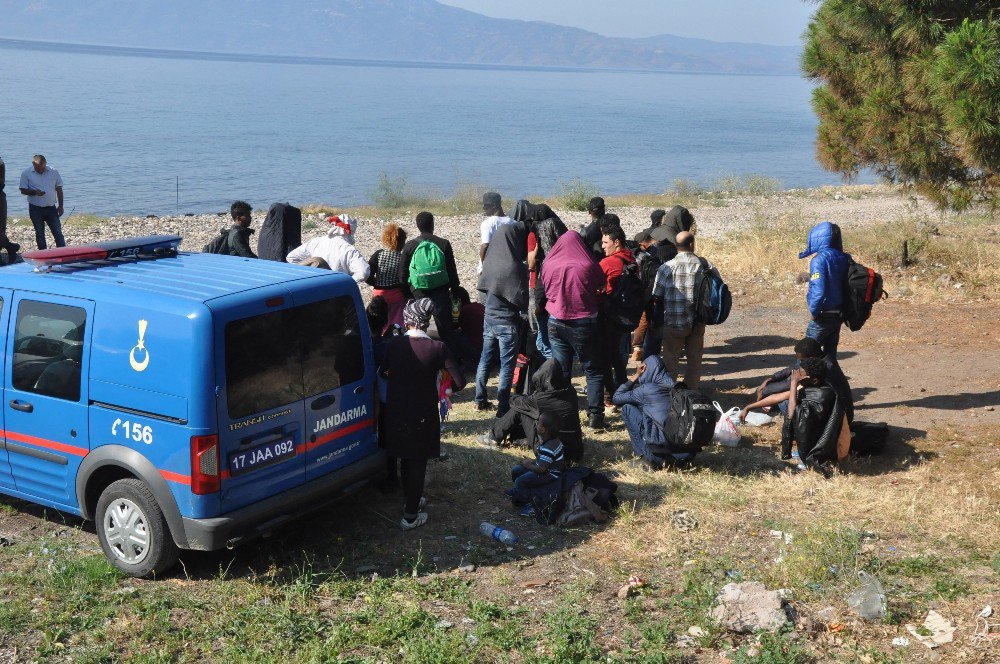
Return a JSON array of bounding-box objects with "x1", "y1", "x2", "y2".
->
[
  {"x1": 934, "y1": 274, "x2": 953, "y2": 287},
  {"x1": 457, "y1": 564, "x2": 476, "y2": 573},
  {"x1": 815, "y1": 606, "x2": 838, "y2": 625},
  {"x1": 709, "y1": 582, "x2": 793, "y2": 634},
  {"x1": 895, "y1": 286, "x2": 913, "y2": 297}
]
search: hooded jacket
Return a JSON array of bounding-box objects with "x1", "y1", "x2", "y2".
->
[
  {"x1": 477, "y1": 223, "x2": 528, "y2": 316},
  {"x1": 541, "y1": 231, "x2": 604, "y2": 320},
  {"x1": 257, "y1": 202, "x2": 302, "y2": 262},
  {"x1": 611, "y1": 356, "x2": 676, "y2": 446},
  {"x1": 286, "y1": 215, "x2": 370, "y2": 282},
  {"x1": 800, "y1": 221, "x2": 849, "y2": 317},
  {"x1": 649, "y1": 205, "x2": 694, "y2": 262},
  {"x1": 501, "y1": 359, "x2": 583, "y2": 461}
]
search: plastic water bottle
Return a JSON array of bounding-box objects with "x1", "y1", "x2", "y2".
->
[{"x1": 480, "y1": 522, "x2": 518, "y2": 545}]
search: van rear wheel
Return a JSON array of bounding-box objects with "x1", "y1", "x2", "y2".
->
[{"x1": 96, "y1": 478, "x2": 179, "y2": 578}]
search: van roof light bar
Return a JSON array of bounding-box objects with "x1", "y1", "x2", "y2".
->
[{"x1": 22, "y1": 235, "x2": 183, "y2": 271}]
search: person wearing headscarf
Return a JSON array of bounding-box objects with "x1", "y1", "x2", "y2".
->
[
  {"x1": 612, "y1": 356, "x2": 699, "y2": 469},
  {"x1": 483, "y1": 358, "x2": 583, "y2": 462},
  {"x1": 380, "y1": 298, "x2": 466, "y2": 530},
  {"x1": 579, "y1": 196, "x2": 606, "y2": 260},
  {"x1": 286, "y1": 214, "x2": 370, "y2": 282},
  {"x1": 541, "y1": 230, "x2": 607, "y2": 430},
  {"x1": 257, "y1": 202, "x2": 302, "y2": 262},
  {"x1": 366, "y1": 222, "x2": 408, "y2": 332},
  {"x1": 474, "y1": 223, "x2": 528, "y2": 415},
  {"x1": 649, "y1": 205, "x2": 695, "y2": 263}
]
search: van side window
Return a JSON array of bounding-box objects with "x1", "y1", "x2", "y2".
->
[
  {"x1": 12, "y1": 300, "x2": 87, "y2": 401},
  {"x1": 225, "y1": 296, "x2": 365, "y2": 419}
]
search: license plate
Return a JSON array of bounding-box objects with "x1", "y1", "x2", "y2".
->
[{"x1": 229, "y1": 436, "x2": 296, "y2": 477}]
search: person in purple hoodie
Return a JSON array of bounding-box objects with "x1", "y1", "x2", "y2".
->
[
  {"x1": 540, "y1": 231, "x2": 607, "y2": 430},
  {"x1": 800, "y1": 221, "x2": 849, "y2": 365}
]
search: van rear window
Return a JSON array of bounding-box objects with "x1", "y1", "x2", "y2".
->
[{"x1": 224, "y1": 297, "x2": 365, "y2": 419}]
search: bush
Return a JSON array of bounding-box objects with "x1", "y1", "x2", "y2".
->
[
  {"x1": 369, "y1": 172, "x2": 414, "y2": 209},
  {"x1": 558, "y1": 178, "x2": 601, "y2": 211}
]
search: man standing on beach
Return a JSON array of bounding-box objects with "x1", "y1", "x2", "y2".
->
[
  {"x1": 650, "y1": 231, "x2": 720, "y2": 388},
  {"x1": 478, "y1": 192, "x2": 515, "y2": 275},
  {"x1": 19, "y1": 155, "x2": 65, "y2": 249},
  {"x1": 0, "y1": 153, "x2": 21, "y2": 264}
]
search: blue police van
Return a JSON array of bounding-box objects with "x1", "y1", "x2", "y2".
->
[{"x1": 0, "y1": 236, "x2": 383, "y2": 577}]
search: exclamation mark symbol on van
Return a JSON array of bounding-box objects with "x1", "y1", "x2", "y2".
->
[{"x1": 130, "y1": 319, "x2": 150, "y2": 372}]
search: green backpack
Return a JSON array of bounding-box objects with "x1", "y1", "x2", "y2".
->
[{"x1": 408, "y1": 240, "x2": 449, "y2": 291}]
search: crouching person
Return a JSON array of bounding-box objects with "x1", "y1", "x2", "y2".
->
[
  {"x1": 741, "y1": 357, "x2": 846, "y2": 477},
  {"x1": 508, "y1": 413, "x2": 566, "y2": 517},
  {"x1": 612, "y1": 356, "x2": 693, "y2": 470}
]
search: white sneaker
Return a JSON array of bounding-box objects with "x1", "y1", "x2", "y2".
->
[
  {"x1": 419, "y1": 496, "x2": 427, "y2": 509},
  {"x1": 400, "y1": 512, "x2": 428, "y2": 530}
]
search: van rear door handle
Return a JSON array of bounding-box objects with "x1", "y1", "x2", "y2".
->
[
  {"x1": 10, "y1": 400, "x2": 34, "y2": 413},
  {"x1": 310, "y1": 395, "x2": 336, "y2": 411}
]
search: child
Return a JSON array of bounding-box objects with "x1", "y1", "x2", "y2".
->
[
  {"x1": 740, "y1": 357, "x2": 846, "y2": 477},
  {"x1": 508, "y1": 413, "x2": 566, "y2": 516}
]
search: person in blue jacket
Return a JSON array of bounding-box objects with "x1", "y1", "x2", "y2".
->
[
  {"x1": 800, "y1": 221, "x2": 849, "y2": 364},
  {"x1": 612, "y1": 356, "x2": 697, "y2": 470}
]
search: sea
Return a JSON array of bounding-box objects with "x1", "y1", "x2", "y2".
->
[{"x1": 0, "y1": 40, "x2": 860, "y2": 217}]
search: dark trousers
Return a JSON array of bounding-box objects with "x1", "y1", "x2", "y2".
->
[
  {"x1": 510, "y1": 464, "x2": 557, "y2": 504},
  {"x1": 806, "y1": 313, "x2": 842, "y2": 366},
  {"x1": 400, "y1": 458, "x2": 428, "y2": 517},
  {"x1": 28, "y1": 204, "x2": 65, "y2": 249},
  {"x1": 0, "y1": 191, "x2": 12, "y2": 253},
  {"x1": 548, "y1": 316, "x2": 604, "y2": 417},
  {"x1": 426, "y1": 287, "x2": 479, "y2": 364},
  {"x1": 600, "y1": 318, "x2": 628, "y2": 401}
]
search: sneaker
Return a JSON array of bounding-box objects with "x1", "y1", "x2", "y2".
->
[
  {"x1": 400, "y1": 512, "x2": 428, "y2": 530},
  {"x1": 475, "y1": 401, "x2": 495, "y2": 412},
  {"x1": 477, "y1": 433, "x2": 500, "y2": 449},
  {"x1": 588, "y1": 414, "x2": 606, "y2": 431},
  {"x1": 419, "y1": 496, "x2": 427, "y2": 509},
  {"x1": 630, "y1": 347, "x2": 642, "y2": 363},
  {"x1": 519, "y1": 504, "x2": 536, "y2": 518},
  {"x1": 629, "y1": 457, "x2": 660, "y2": 471}
]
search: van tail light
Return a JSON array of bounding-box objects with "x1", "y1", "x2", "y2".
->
[{"x1": 191, "y1": 434, "x2": 221, "y2": 494}]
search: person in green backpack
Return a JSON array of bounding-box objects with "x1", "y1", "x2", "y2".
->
[{"x1": 400, "y1": 211, "x2": 479, "y2": 364}]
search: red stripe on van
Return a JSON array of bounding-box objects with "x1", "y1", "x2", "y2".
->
[
  {"x1": 159, "y1": 469, "x2": 191, "y2": 485},
  {"x1": 1, "y1": 430, "x2": 89, "y2": 457},
  {"x1": 307, "y1": 418, "x2": 374, "y2": 451}
]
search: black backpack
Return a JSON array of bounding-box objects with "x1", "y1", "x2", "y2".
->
[
  {"x1": 602, "y1": 257, "x2": 646, "y2": 332},
  {"x1": 842, "y1": 258, "x2": 885, "y2": 331},
  {"x1": 636, "y1": 251, "x2": 663, "y2": 300},
  {"x1": 662, "y1": 383, "x2": 719, "y2": 451},
  {"x1": 202, "y1": 229, "x2": 232, "y2": 254},
  {"x1": 694, "y1": 258, "x2": 732, "y2": 325}
]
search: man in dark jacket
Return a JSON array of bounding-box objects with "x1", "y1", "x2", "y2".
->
[
  {"x1": 226, "y1": 200, "x2": 257, "y2": 258},
  {"x1": 649, "y1": 205, "x2": 694, "y2": 263},
  {"x1": 755, "y1": 337, "x2": 854, "y2": 424},
  {"x1": 483, "y1": 358, "x2": 584, "y2": 462},
  {"x1": 801, "y1": 221, "x2": 849, "y2": 364},
  {"x1": 400, "y1": 211, "x2": 478, "y2": 363},
  {"x1": 612, "y1": 356, "x2": 696, "y2": 469},
  {"x1": 580, "y1": 196, "x2": 607, "y2": 260}
]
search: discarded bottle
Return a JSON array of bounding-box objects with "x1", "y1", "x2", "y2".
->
[
  {"x1": 480, "y1": 522, "x2": 518, "y2": 545},
  {"x1": 847, "y1": 571, "x2": 887, "y2": 620}
]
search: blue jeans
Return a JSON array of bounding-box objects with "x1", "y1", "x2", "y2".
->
[
  {"x1": 620, "y1": 404, "x2": 655, "y2": 463},
  {"x1": 511, "y1": 464, "x2": 558, "y2": 504},
  {"x1": 806, "y1": 313, "x2": 842, "y2": 365},
  {"x1": 548, "y1": 316, "x2": 604, "y2": 417},
  {"x1": 535, "y1": 308, "x2": 553, "y2": 359},
  {"x1": 475, "y1": 321, "x2": 520, "y2": 415},
  {"x1": 28, "y1": 204, "x2": 65, "y2": 249}
]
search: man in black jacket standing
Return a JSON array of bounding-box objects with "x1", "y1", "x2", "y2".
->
[
  {"x1": 400, "y1": 211, "x2": 478, "y2": 363},
  {"x1": 0, "y1": 154, "x2": 21, "y2": 264}
]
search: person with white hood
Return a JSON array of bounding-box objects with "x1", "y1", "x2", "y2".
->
[{"x1": 286, "y1": 214, "x2": 370, "y2": 282}]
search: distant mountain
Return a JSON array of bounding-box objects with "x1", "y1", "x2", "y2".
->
[{"x1": 0, "y1": 0, "x2": 801, "y2": 75}]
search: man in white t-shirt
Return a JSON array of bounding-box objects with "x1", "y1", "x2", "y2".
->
[
  {"x1": 478, "y1": 191, "x2": 515, "y2": 273},
  {"x1": 19, "y1": 154, "x2": 66, "y2": 249}
]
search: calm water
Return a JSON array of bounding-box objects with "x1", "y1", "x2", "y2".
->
[{"x1": 0, "y1": 43, "x2": 851, "y2": 216}]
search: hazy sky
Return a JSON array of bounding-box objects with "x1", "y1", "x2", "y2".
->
[{"x1": 438, "y1": 0, "x2": 817, "y2": 46}]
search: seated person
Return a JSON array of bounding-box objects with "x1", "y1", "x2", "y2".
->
[
  {"x1": 453, "y1": 287, "x2": 485, "y2": 356},
  {"x1": 481, "y1": 359, "x2": 583, "y2": 462},
  {"x1": 756, "y1": 337, "x2": 853, "y2": 424},
  {"x1": 741, "y1": 357, "x2": 846, "y2": 477},
  {"x1": 612, "y1": 356, "x2": 694, "y2": 469},
  {"x1": 508, "y1": 413, "x2": 567, "y2": 517}
]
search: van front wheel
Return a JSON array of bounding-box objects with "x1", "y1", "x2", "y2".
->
[{"x1": 96, "y1": 478, "x2": 179, "y2": 578}]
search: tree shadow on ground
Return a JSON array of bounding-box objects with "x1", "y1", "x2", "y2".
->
[{"x1": 857, "y1": 390, "x2": 1000, "y2": 412}]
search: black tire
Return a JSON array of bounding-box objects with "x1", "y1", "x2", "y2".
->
[{"x1": 95, "y1": 478, "x2": 179, "y2": 578}]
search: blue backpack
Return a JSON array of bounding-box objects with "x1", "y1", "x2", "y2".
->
[{"x1": 695, "y1": 258, "x2": 732, "y2": 325}]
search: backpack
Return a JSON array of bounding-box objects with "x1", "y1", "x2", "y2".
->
[
  {"x1": 842, "y1": 258, "x2": 885, "y2": 331},
  {"x1": 850, "y1": 421, "x2": 889, "y2": 456},
  {"x1": 556, "y1": 483, "x2": 609, "y2": 527},
  {"x1": 694, "y1": 258, "x2": 732, "y2": 325},
  {"x1": 602, "y1": 257, "x2": 646, "y2": 332},
  {"x1": 636, "y1": 251, "x2": 663, "y2": 300},
  {"x1": 408, "y1": 240, "x2": 449, "y2": 291},
  {"x1": 662, "y1": 384, "x2": 719, "y2": 451},
  {"x1": 202, "y1": 229, "x2": 232, "y2": 254}
]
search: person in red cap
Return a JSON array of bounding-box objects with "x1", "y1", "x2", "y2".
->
[{"x1": 286, "y1": 214, "x2": 370, "y2": 282}]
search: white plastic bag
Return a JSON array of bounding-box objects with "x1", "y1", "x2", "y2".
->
[
  {"x1": 712, "y1": 402, "x2": 741, "y2": 447},
  {"x1": 743, "y1": 411, "x2": 774, "y2": 427}
]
